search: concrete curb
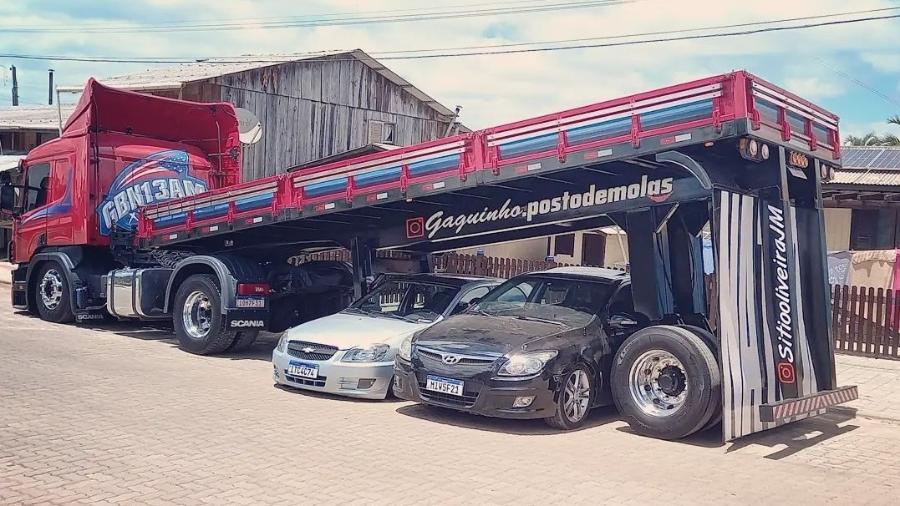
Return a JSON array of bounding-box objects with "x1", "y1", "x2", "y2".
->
[{"x1": 0, "y1": 262, "x2": 12, "y2": 286}]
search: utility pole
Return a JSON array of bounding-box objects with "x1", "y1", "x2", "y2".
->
[
  {"x1": 10, "y1": 65, "x2": 18, "y2": 106},
  {"x1": 48, "y1": 69, "x2": 54, "y2": 105}
]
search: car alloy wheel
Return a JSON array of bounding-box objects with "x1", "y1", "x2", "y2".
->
[
  {"x1": 563, "y1": 369, "x2": 591, "y2": 423},
  {"x1": 40, "y1": 269, "x2": 64, "y2": 311}
]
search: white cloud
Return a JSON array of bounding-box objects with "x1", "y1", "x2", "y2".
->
[
  {"x1": 841, "y1": 120, "x2": 900, "y2": 138},
  {"x1": 1, "y1": 0, "x2": 898, "y2": 129},
  {"x1": 783, "y1": 76, "x2": 846, "y2": 100},
  {"x1": 862, "y1": 52, "x2": 900, "y2": 73}
]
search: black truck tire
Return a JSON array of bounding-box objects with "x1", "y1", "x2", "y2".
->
[
  {"x1": 545, "y1": 364, "x2": 594, "y2": 430},
  {"x1": 611, "y1": 325, "x2": 720, "y2": 440},
  {"x1": 676, "y1": 325, "x2": 723, "y2": 433},
  {"x1": 172, "y1": 274, "x2": 237, "y2": 355},
  {"x1": 34, "y1": 261, "x2": 75, "y2": 324},
  {"x1": 226, "y1": 331, "x2": 260, "y2": 352}
]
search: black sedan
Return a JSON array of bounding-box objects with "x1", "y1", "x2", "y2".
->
[{"x1": 393, "y1": 267, "x2": 643, "y2": 430}]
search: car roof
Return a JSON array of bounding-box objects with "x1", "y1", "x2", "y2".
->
[
  {"x1": 530, "y1": 266, "x2": 630, "y2": 282},
  {"x1": 380, "y1": 272, "x2": 504, "y2": 287}
]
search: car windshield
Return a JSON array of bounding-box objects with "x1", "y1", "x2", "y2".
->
[
  {"x1": 475, "y1": 276, "x2": 617, "y2": 327},
  {"x1": 348, "y1": 280, "x2": 459, "y2": 323}
]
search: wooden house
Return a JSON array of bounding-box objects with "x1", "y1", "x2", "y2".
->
[{"x1": 82, "y1": 49, "x2": 461, "y2": 181}]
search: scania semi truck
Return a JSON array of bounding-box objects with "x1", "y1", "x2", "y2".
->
[{"x1": 1, "y1": 71, "x2": 857, "y2": 440}]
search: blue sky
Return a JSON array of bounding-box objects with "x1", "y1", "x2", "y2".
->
[{"x1": 1, "y1": 0, "x2": 899, "y2": 138}]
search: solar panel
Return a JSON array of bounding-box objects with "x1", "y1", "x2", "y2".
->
[
  {"x1": 870, "y1": 149, "x2": 900, "y2": 169},
  {"x1": 841, "y1": 147, "x2": 884, "y2": 168}
]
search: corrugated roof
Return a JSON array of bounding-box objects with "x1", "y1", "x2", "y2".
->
[
  {"x1": 60, "y1": 49, "x2": 457, "y2": 118},
  {"x1": 0, "y1": 105, "x2": 75, "y2": 130},
  {"x1": 830, "y1": 168, "x2": 900, "y2": 187},
  {"x1": 826, "y1": 146, "x2": 900, "y2": 189}
]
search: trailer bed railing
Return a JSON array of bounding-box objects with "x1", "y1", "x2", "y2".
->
[{"x1": 138, "y1": 71, "x2": 839, "y2": 247}]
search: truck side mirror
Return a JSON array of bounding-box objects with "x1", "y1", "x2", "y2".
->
[{"x1": 0, "y1": 184, "x2": 15, "y2": 214}]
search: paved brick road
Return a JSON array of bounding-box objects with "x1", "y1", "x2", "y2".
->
[{"x1": 1, "y1": 284, "x2": 899, "y2": 505}]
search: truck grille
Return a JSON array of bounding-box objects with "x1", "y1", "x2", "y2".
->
[
  {"x1": 287, "y1": 341, "x2": 338, "y2": 361},
  {"x1": 418, "y1": 381, "x2": 479, "y2": 408}
]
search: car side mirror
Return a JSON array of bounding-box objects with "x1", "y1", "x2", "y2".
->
[
  {"x1": 453, "y1": 301, "x2": 471, "y2": 314},
  {"x1": 608, "y1": 314, "x2": 639, "y2": 330},
  {"x1": 455, "y1": 297, "x2": 483, "y2": 314}
]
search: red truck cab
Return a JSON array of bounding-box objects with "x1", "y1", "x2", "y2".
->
[{"x1": 1, "y1": 79, "x2": 241, "y2": 314}]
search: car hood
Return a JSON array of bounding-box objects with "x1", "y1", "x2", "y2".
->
[
  {"x1": 282, "y1": 311, "x2": 433, "y2": 349},
  {"x1": 414, "y1": 313, "x2": 576, "y2": 355}
]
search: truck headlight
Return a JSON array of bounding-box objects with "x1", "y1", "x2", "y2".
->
[
  {"x1": 398, "y1": 335, "x2": 413, "y2": 361},
  {"x1": 275, "y1": 334, "x2": 287, "y2": 353},
  {"x1": 342, "y1": 344, "x2": 391, "y2": 363},
  {"x1": 497, "y1": 350, "x2": 558, "y2": 377}
]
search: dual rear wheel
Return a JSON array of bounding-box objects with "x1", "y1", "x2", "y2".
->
[
  {"x1": 612, "y1": 325, "x2": 721, "y2": 440},
  {"x1": 173, "y1": 274, "x2": 258, "y2": 355}
]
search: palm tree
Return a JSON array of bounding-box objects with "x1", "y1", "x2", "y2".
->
[
  {"x1": 889, "y1": 115, "x2": 900, "y2": 126},
  {"x1": 844, "y1": 132, "x2": 883, "y2": 146},
  {"x1": 881, "y1": 134, "x2": 900, "y2": 146}
]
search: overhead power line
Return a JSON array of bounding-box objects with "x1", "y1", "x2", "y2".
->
[
  {"x1": 0, "y1": 0, "x2": 604, "y2": 30},
  {"x1": 812, "y1": 57, "x2": 900, "y2": 110},
  {"x1": 3, "y1": 0, "x2": 586, "y2": 29},
  {"x1": 0, "y1": 0, "x2": 636, "y2": 33},
  {"x1": 0, "y1": 11, "x2": 898, "y2": 64},
  {"x1": 373, "y1": 5, "x2": 900, "y2": 55}
]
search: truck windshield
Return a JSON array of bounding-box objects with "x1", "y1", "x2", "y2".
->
[
  {"x1": 475, "y1": 276, "x2": 616, "y2": 327},
  {"x1": 348, "y1": 280, "x2": 459, "y2": 323}
]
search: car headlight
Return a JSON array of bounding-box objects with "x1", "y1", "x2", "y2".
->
[
  {"x1": 275, "y1": 334, "x2": 287, "y2": 353},
  {"x1": 497, "y1": 350, "x2": 558, "y2": 377},
  {"x1": 342, "y1": 343, "x2": 391, "y2": 362},
  {"x1": 398, "y1": 334, "x2": 413, "y2": 361}
]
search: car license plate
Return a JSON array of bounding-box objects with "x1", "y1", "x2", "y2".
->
[
  {"x1": 425, "y1": 375, "x2": 464, "y2": 396},
  {"x1": 288, "y1": 361, "x2": 318, "y2": 379}
]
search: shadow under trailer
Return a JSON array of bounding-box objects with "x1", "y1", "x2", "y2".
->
[{"x1": 1, "y1": 71, "x2": 857, "y2": 441}]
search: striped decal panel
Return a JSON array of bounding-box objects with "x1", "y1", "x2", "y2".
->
[
  {"x1": 496, "y1": 98, "x2": 716, "y2": 159},
  {"x1": 303, "y1": 178, "x2": 347, "y2": 198},
  {"x1": 760, "y1": 386, "x2": 858, "y2": 422},
  {"x1": 355, "y1": 166, "x2": 402, "y2": 188},
  {"x1": 717, "y1": 190, "x2": 820, "y2": 441}
]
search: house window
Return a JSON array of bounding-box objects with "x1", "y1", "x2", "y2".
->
[
  {"x1": 581, "y1": 232, "x2": 606, "y2": 267},
  {"x1": 555, "y1": 233, "x2": 575, "y2": 256},
  {"x1": 367, "y1": 120, "x2": 396, "y2": 145},
  {"x1": 849, "y1": 209, "x2": 900, "y2": 250}
]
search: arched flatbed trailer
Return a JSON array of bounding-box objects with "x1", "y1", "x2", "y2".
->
[
  {"x1": 10, "y1": 70, "x2": 858, "y2": 441},
  {"x1": 138, "y1": 70, "x2": 857, "y2": 441}
]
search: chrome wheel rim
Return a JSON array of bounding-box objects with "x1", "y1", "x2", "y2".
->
[
  {"x1": 40, "y1": 269, "x2": 64, "y2": 310},
  {"x1": 182, "y1": 291, "x2": 212, "y2": 339},
  {"x1": 563, "y1": 369, "x2": 591, "y2": 423},
  {"x1": 628, "y1": 350, "x2": 688, "y2": 417}
]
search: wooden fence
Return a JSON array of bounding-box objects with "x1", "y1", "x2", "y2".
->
[
  {"x1": 435, "y1": 253, "x2": 580, "y2": 278},
  {"x1": 831, "y1": 285, "x2": 900, "y2": 359}
]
